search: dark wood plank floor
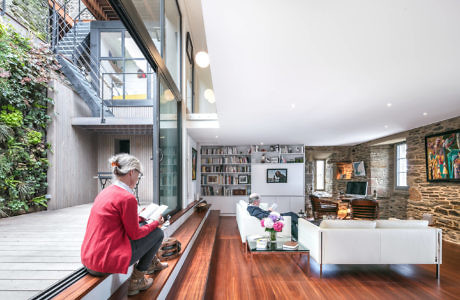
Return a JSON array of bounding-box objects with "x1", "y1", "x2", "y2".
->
[
  {"x1": 167, "y1": 210, "x2": 220, "y2": 299},
  {"x1": 205, "y1": 217, "x2": 460, "y2": 300}
]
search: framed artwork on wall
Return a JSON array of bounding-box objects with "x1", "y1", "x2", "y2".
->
[
  {"x1": 192, "y1": 148, "x2": 197, "y2": 181},
  {"x1": 352, "y1": 161, "x2": 366, "y2": 177},
  {"x1": 425, "y1": 129, "x2": 460, "y2": 182},
  {"x1": 186, "y1": 32, "x2": 193, "y2": 64},
  {"x1": 266, "y1": 168, "x2": 287, "y2": 183}
]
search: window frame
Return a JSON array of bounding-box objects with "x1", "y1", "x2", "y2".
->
[
  {"x1": 315, "y1": 159, "x2": 326, "y2": 191},
  {"x1": 395, "y1": 142, "x2": 409, "y2": 190}
]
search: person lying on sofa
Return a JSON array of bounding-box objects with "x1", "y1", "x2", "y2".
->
[{"x1": 246, "y1": 193, "x2": 299, "y2": 239}]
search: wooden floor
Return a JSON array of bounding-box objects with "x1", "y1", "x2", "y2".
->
[
  {"x1": 205, "y1": 217, "x2": 460, "y2": 300},
  {"x1": 0, "y1": 204, "x2": 91, "y2": 299}
]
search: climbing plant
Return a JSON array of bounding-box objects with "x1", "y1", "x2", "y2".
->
[{"x1": 0, "y1": 22, "x2": 59, "y2": 217}]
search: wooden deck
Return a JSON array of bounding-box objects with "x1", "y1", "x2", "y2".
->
[{"x1": 0, "y1": 204, "x2": 91, "y2": 299}]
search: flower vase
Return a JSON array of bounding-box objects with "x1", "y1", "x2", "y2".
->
[{"x1": 269, "y1": 230, "x2": 277, "y2": 243}]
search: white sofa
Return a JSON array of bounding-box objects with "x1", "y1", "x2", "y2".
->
[
  {"x1": 298, "y1": 219, "x2": 442, "y2": 278},
  {"x1": 236, "y1": 200, "x2": 291, "y2": 245}
]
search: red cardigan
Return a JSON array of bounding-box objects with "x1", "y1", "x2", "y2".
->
[{"x1": 81, "y1": 185, "x2": 159, "y2": 274}]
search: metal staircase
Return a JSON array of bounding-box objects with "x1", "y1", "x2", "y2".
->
[{"x1": 48, "y1": 0, "x2": 113, "y2": 118}]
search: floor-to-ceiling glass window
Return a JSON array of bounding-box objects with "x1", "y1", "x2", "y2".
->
[
  {"x1": 132, "y1": 0, "x2": 161, "y2": 51},
  {"x1": 164, "y1": 0, "x2": 181, "y2": 88},
  {"x1": 159, "y1": 78, "x2": 181, "y2": 215}
]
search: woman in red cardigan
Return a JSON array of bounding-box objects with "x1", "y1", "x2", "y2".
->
[{"x1": 81, "y1": 154, "x2": 168, "y2": 296}]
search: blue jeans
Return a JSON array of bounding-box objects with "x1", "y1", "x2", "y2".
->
[{"x1": 129, "y1": 227, "x2": 164, "y2": 271}]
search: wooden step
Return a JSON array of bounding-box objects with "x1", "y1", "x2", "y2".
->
[
  {"x1": 166, "y1": 210, "x2": 220, "y2": 300},
  {"x1": 53, "y1": 203, "x2": 209, "y2": 300},
  {"x1": 109, "y1": 207, "x2": 214, "y2": 300}
]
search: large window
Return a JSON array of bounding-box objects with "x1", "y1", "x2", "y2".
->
[
  {"x1": 315, "y1": 160, "x2": 325, "y2": 191},
  {"x1": 99, "y1": 30, "x2": 153, "y2": 102},
  {"x1": 396, "y1": 143, "x2": 408, "y2": 188},
  {"x1": 164, "y1": 0, "x2": 181, "y2": 87},
  {"x1": 159, "y1": 78, "x2": 181, "y2": 215}
]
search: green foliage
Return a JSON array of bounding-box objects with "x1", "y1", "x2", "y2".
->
[
  {"x1": 8, "y1": 0, "x2": 48, "y2": 40},
  {"x1": 26, "y1": 130, "x2": 42, "y2": 145},
  {"x1": 0, "y1": 23, "x2": 58, "y2": 216},
  {"x1": 0, "y1": 108, "x2": 23, "y2": 127}
]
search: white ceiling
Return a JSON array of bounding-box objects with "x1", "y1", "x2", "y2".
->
[{"x1": 194, "y1": 0, "x2": 460, "y2": 146}]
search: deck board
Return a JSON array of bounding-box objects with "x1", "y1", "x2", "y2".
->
[{"x1": 0, "y1": 204, "x2": 91, "y2": 299}]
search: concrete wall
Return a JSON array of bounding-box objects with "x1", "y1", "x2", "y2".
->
[{"x1": 47, "y1": 80, "x2": 98, "y2": 209}]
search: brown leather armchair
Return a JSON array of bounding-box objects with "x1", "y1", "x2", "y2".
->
[{"x1": 310, "y1": 195, "x2": 339, "y2": 220}]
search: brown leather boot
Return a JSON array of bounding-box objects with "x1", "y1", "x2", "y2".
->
[
  {"x1": 128, "y1": 265, "x2": 153, "y2": 296},
  {"x1": 146, "y1": 256, "x2": 169, "y2": 274}
]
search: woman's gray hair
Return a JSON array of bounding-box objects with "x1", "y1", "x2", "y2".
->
[{"x1": 109, "y1": 153, "x2": 143, "y2": 179}]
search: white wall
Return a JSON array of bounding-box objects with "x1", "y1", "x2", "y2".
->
[
  {"x1": 251, "y1": 163, "x2": 304, "y2": 196},
  {"x1": 183, "y1": 132, "x2": 198, "y2": 208}
]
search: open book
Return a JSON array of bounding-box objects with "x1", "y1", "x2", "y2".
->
[
  {"x1": 269, "y1": 203, "x2": 278, "y2": 211},
  {"x1": 139, "y1": 203, "x2": 168, "y2": 222}
]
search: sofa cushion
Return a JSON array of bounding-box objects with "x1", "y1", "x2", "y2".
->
[
  {"x1": 320, "y1": 220, "x2": 376, "y2": 229},
  {"x1": 238, "y1": 200, "x2": 248, "y2": 210},
  {"x1": 376, "y1": 220, "x2": 429, "y2": 228}
]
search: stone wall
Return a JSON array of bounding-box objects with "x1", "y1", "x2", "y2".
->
[
  {"x1": 406, "y1": 117, "x2": 460, "y2": 243},
  {"x1": 305, "y1": 115, "x2": 460, "y2": 244}
]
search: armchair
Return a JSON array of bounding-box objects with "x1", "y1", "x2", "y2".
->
[
  {"x1": 350, "y1": 199, "x2": 379, "y2": 219},
  {"x1": 310, "y1": 195, "x2": 338, "y2": 220}
]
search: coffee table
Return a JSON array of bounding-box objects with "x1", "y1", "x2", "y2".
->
[{"x1": 246, "y1": 238, "x2": 310, "y2": 276}]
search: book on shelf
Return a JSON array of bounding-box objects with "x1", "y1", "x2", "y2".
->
[{"x1": 282, "y1": 241, "x2": 299, "y2": 250}]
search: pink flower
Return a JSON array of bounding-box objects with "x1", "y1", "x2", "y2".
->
[
  {"x1": 260, "y1": 219, "x2": 264, "y2": 227},
  {"x1": 273, "y1": 221, "x2": 283, "y2": 232}
]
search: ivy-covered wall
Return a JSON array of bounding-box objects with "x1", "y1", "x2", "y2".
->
[
  {"x1": 0, "y1": 23, "x2": 58, "y2": 216},
  {"x1": 6, "y1": 0, "x2": 48, "y2": 40}
]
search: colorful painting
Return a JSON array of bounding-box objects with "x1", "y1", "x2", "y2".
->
[
  {"x1": 425, "y1": 130, "x2": 460, "y2": 182},
  {"x1": 192, "y1": 148, "x2": 197, "y2": 181},
  {"x1": 352, "y1": 161, "x2": 366, "y2": 177}
]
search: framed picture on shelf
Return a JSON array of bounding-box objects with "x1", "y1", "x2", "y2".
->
[
  {"x1": 425, "y1": 129, "x2": 460, "y2": 182},
  {"x1": 208, "y1": 175, "x2": 218, "y2": 184},
  {"x1": 271, "y1": 157, "x2": 279, "y2": 163},
  {"x1": 266, "y1": 168, "x2": 287, "y2": 183},
  {"x1": 238, "y1": 175, "x2": 249, "y2": 184},
  {"x1": 353, "y1": 161, "x2": 366, "y2": 176},
  {"x1": 192, "y1": 148, "x2": 197, "y2": 180}
]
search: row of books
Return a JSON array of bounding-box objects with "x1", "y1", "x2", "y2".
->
[
  {"x1": 201, "y1": 147, "x2": 249, "y2": 155},
  {"x1": 201, "y1": 165, "x2": 251, "y2": 173},
  {"x1": 201, "y1": 157, "x2": 250, "y2": 164},
  {"x1": 201, "y1": 174, "x2": 250, "y2": 185},
  {"x1": 201, "y1": 186, "x2": 250, "y2": 196}
]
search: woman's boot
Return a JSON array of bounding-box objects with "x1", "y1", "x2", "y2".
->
[
  {"x1": 146, "y1": 256, "x2": 168, "y2": 274},
  {"x1": 128, "y1": 265, "x2": 153, "y2": 296}
]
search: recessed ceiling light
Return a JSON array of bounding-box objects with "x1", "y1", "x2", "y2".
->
[
  {"x1": 387, "y1": 103, "x2": 392, "y2": 107},
  {"x1": 423, "y1": 112, "x2": 428, "y2": 116},
  {"x1": 291, "y1": 103, "x2": 296, "y2": 109},
  {"x1": 384, "y1": 125, "x2": 388, "y2": 129},
  {"x1": 215, "y1": 135, "x2": 219, "y2": 138},
  {"x1": 195, "y1": 51, "x2": 210, "y2": 68},
  {"x1": 260, "y1": 142, "x2": 264, "y2": 145}
]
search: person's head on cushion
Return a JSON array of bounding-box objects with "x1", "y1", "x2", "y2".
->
[{"x1": 248, "y1": 193, "x2": 261, "y2": 206}]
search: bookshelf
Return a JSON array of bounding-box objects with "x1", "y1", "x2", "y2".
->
[
  {"x1": 200, "y1": 146, "x2": 251, "y2": 196},
  {"x1": 251, "y1": 144, "x2": 304, "y2": 163}
]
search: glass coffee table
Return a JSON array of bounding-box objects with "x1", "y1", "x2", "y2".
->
[{"x1": 246, "y1": 238, "x2": 310, "y2": 276}]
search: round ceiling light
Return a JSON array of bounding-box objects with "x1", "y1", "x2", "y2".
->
[
  {"x1": 204, "y1": 89, "x2": 215, "y2": 104},
  {"x1": 163, "y1": 89, "x2": 175, "y2": 102},
  {"x1": 195, "y1": 51, "x2": 210, "y2": 68}
]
